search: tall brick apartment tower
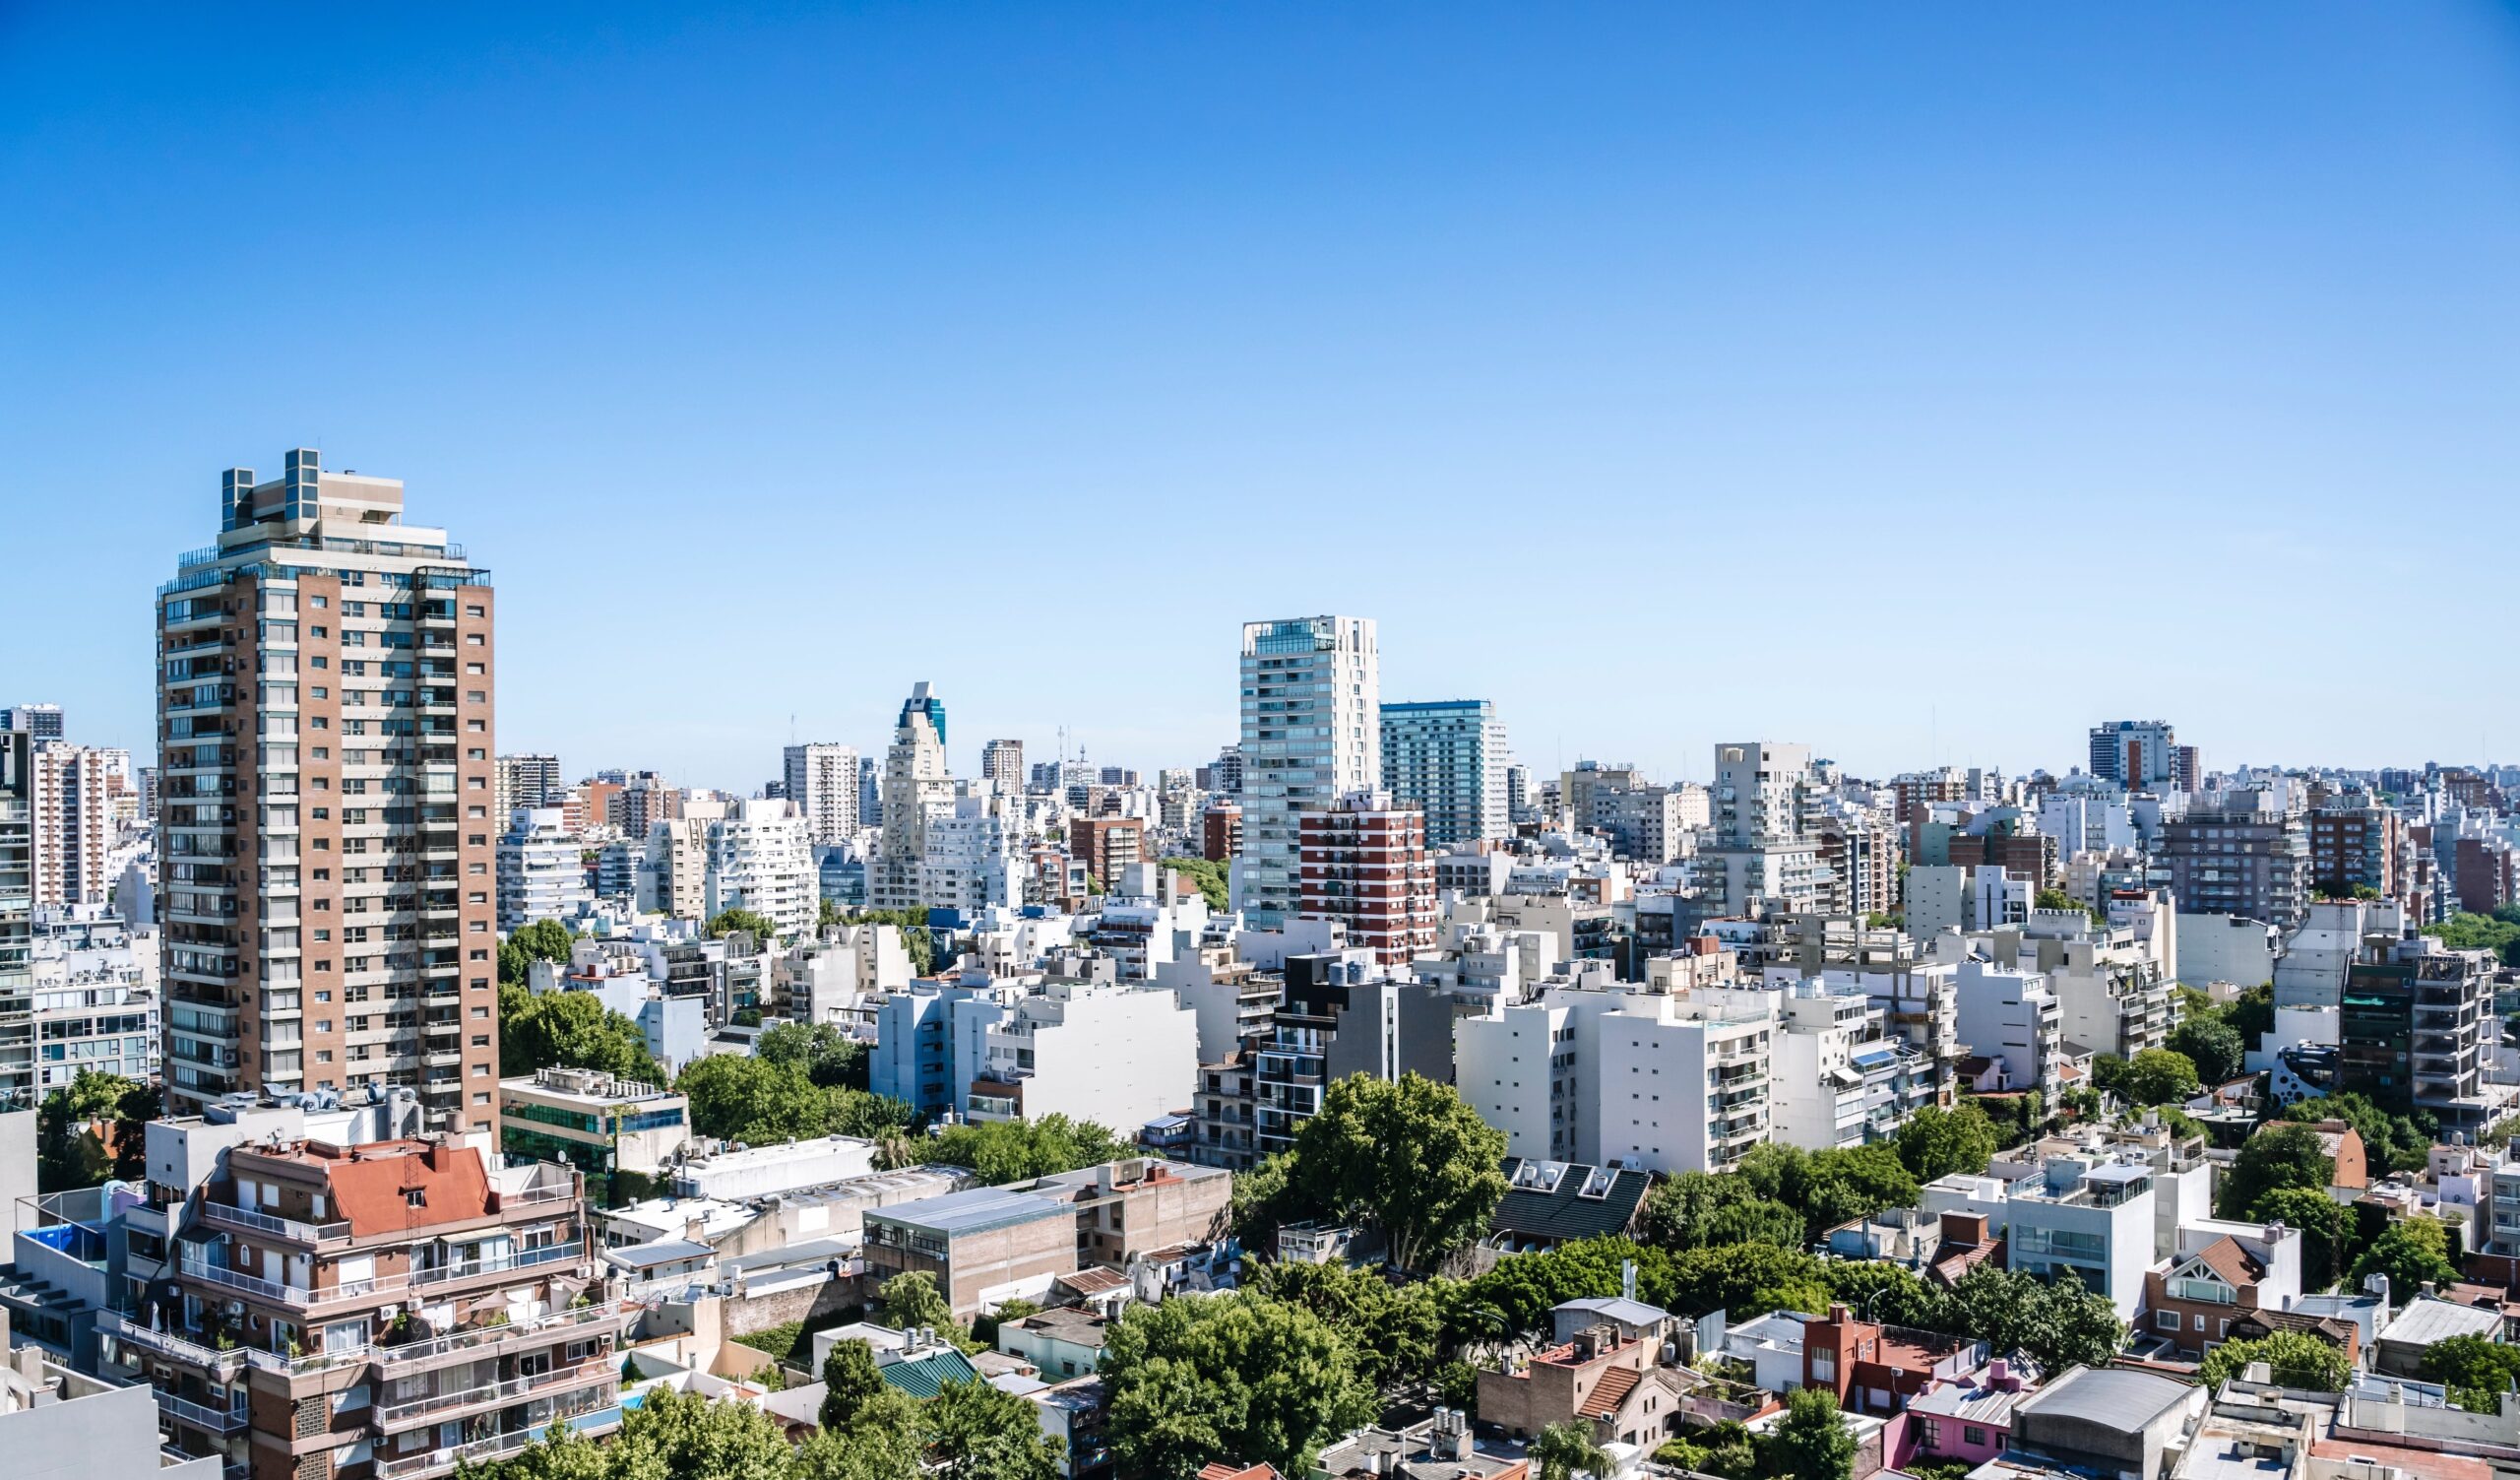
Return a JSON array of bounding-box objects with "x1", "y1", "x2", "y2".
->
[{"x1": 158, "y1": 450, "x2": 499, "y2": 1131}]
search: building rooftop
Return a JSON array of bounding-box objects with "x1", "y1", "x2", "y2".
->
[
  {"x1": 1004, "y1": 1306, "x2": 1108, "y2": 1348},
  {"x1": 239, "y1": 1138, "x2": 496, "y2": 1236},
  {"x1": 2377, "y1": 1296, "x2": 2502, "y2": 1347},
  {"x1": 2015, "y1": 1364, "x2": 2196, "y2": 1432},
  {"x1": 1556, "y1": 1296, "x2": 1670, "y2": 1328},
  {"x1": 869, "y1": 1184, "x2": 1071, "y2": 1237}
]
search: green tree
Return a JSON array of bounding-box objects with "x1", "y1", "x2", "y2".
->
[
  {"x1": 2199, "y1": 1331, "x2": 2350, "y2": 1391},
  {"x1": 972, "y1": 1298, "x2": 1041, "y2": 1350},
  {"x1": 1447, "y1": 1239, "x2": 1681, "y2": 1338},
  {"x1": 1160, "y1": 857, "x2": 1230, "y2": 911},
  {"x1": 925, "y1": 1115, "x2": 1131, "y2": 1186},
  {"x1": 108, "y1": 1079, "x2": 161, "y2": 1185},
  {"x1": 35, "y1": 1068, "x2": 130, "y2": 1191},
  {"x1": 501, "y1": 984, "x2": 668, "y2": 1087},
  {"x1": 2424, "y1": 1333, "x2": 2520, "y2": 1414},
  {"x1": 2249, "y1": 1188, "x2": 2355, "y2": 1290},
  {"x1": 2225, "y1": 984, "x2": 2275, "y2": 1050},
  {"x1": 1819, "y1": 1262, "x2": 1951, "y2": 1328},
  {"x1": 1289, "y1": 1071, "x2": 1508, "y2": 1270},
  {"x1": 676, "y1": 1054, "x2": 832, "y2": 1144},
  {"x1": 2122, "y1": 1048, "x2": 2201, "y2": 1106},
  {"x1": 2168, "y1": 1018, "x2": 2245, "y2": 1086},
  {"x1": 1764, "y1": 1387, "x2": 1856, "y2": 1480},
  {"x1": 1640, "y1": 1170, "x2": 1765, "y2": 1251},
  {"x1": 1100, "y1": 1292, "x2": 1377, "y2": 1480},
  {"x1": 1697, "y1": 1196, "x2": 1806, "y2": 1251},
  {"x1": 1529, "y1": 1422, "x2": 1614, "y2": 1480},
  {"x1": 2281, "y1": 1093, "x2": 2435, "y2": 1176},
  {"x1": 837, "y1": 910, "x2": 940, "y2": 976},
  {"x1": 1795, "y1": 1143, "x2": 1920, "y2": 1243},
  {"x1": 498, "y1": 918, "x2": 577, "y2": 987},
  {"x1": 2421, "y1": 911, "x2": 2520, "y2": 967},
  {"x1": 1228, "y1": 1152, "x2": 1304, "y2": 1250},
  {"x1": 879, "y1": 1270, "x2": 957, "y2": 1333},
  {"x1": 1668, "y1": 1242, "x2": 1832, "y2": 1317},
  {"x1": 1655, "y1": 1423, "x2": 1759, "y2": 1480},
  {"x1": 2033, "y1": 887, "x2": 2078, "y2": 915},
  {"x1": 2351, "y1": 1215, "x2": 2458, "y2": 1294},
  {"x1": 467, "y1": 1385, "x2": 795, "y2": 1480},
  {"x1": 758, "y1": 1020, "x2": 871, "y2": 1090},
  {"x1": 2218, "y1": 1125, "x2": 2334, "y2": 1219},
  {"x1": 1895, "y1": 1103, "x2": 2003, "y2": 1183},
  {"x1": 1240, "y1": 1255, "x2": 1443, "y2": 1394},
  {"x1": 923, "y1": 1377, "x2": 1067, "y2": 1480},
  {"x1": 707, "y1": 907, "x2": 780, "y2": 942},
  {"x1": 820, "y1": 1337, "x2": 890, "y2": 1431},
  {"x1": 1943, "y1": 1265, "x2": 2124, "y2": 1373},
  {"x1": 795, "y1": 1400, "x2": 924, "y2": 1480}
]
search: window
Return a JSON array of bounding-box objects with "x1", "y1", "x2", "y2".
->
[
  {"x1": 1964, "y1": 1427, "x2": 1988, "y2": 1448},
  {"x1": 2156, "y1": 1311, "x2": 2180, "y2": 1330}
]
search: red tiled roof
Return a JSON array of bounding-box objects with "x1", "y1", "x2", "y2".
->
[
  {"x1": 321, "y1": 1140, "x2": 493, "y2": 1236},
  {"x1": 1201, "y1": 1465, "x2": 1282, "y2": 1480},
  {"x1": 1578, "y1": 1366, "x2": 1639, "y2": 1419},
  {"x1": 1928, "y1": 1234, "x2": 2005, "y2": 1288},
  {"x1": 2187, "y1": 1236, "x2": 2264, "y2": 1291}
]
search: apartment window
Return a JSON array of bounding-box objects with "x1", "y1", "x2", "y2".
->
[{"x1": 1964, "y1": 1427, "x2": 1988, "y2": 1448}]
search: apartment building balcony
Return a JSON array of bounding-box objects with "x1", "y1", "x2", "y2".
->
[
  {"x1": 156, "y1": 1388, "x2": 248, "y2": 1436},
  {"x1": 198, "y1": 1200, "x2": 352, "y2": 1246},
  {"x1": 98, "y1": 1312, "x2": 250, "y2": 1379},
  {"x1": 372, "y1": 1360, "x2": 616, "y2": 1433}
]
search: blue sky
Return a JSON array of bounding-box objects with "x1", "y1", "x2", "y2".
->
[{"x1": 6, "y1": 4, "x2": 2519, "y2": 791}]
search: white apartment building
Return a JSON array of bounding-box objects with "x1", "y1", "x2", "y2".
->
[
  {"x1": 1454, "y1": 998, "x2": 1582, "y2": 1163},
  {"x1": 2039, "y1": 793, "x2": 2134, "y2": 858},
  {"x1": 497, "y1": 805, "x2": 593, "y2": 932},
  {"x1": 30, "y1": 915, "x2": 161, "y2": 1092},
  {"x1": 1951, "y1": 956, "x2": 2062, "y2": 1102},
  {"x1": 968, "y1": 974, "x2": 1199, "y2": 1131},
  {"x1": 1379, "y1": 699, "x2": 1513, "y2": 848},
  {"x1": 874, "y1": 683, "x2": 955, "y2": 911},
  {"x1": 30, "y1": 742, "x2": 125, "y2": 908},
  {"x1": 779, "y1": 923, "x2": 913, "y2": 1025},
  {"x1": 1982, "y1": 902, "x2": 2176, "y2": 1059},
  {"x1": 638, "y1": 810, "x2": 719, "y2": 920},
  {"x1": 1236, "y1": 616, "x2": 1379, "y2": 928},
  {"x1": 1594, "y1": 985, "x2": 1776, "y2": 1175},
  {"x1": 704, "y1": 798, "x2": 815, "y2": 937},
  {"x1": 921, "y1": 786, "x2": 1019, "y2": 914},
  {"x1": 783, "y1": 741, "x2": 861, "y2": 848},
  {"x1": 1769, "y1": 977, "x2": 1907, "y2": 1152},
  {"x1": 495, "y1": 752, "x2": 563, "y2": 822},
  {"x1": 2004, "y1": 1158, "x2": 2157, "y2": 1318}
]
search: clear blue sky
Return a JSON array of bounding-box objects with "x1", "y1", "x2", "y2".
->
[{"x1": 7, "y1": 4, "x2": 2519, "y2": 791}]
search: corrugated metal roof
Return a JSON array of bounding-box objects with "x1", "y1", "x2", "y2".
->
[{"x1": 881, "y1": 1348, "x2": 982, "y2": 1399}]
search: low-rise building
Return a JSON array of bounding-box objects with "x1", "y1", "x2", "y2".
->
[
  {"x1": 497, "y1": 1067, "x2": 690, "y2": 1205},
  {"x1": 1028, "y1": 1158, "x2": 1231, "y2": 1270},
  {"x1": 860, "y1": 1185, "x2": 1077, "y2": 1319}
]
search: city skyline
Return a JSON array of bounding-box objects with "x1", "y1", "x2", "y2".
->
[{"x1": 10, "y1": 6, "x2": 2520, "y2": 785}]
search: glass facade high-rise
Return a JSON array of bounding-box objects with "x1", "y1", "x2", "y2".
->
[
  {"x1": 158, "y1": 451, "x2": 500, "y2": 1128},
  {"x1": 1235, "y1": 616, "x2": 1378, "y2": 928},
  {"x1": 1379, "y1": 699, "x2": 1511, "y2": 848}
]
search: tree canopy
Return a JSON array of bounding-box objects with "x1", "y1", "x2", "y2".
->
[
  {"x1": 1736, "y1": 1138, "x2": 1919, "y2": 1244},
  {"x1": 2120, "y1": 1048, "x2": 2202, "y2": 1106},
  {"x1": 498, "y1": 918, "x2": 576, "y2": 986},
  {"x1": 923, "y1": 1115, "x2": 1131, "y2": 1186},
  {"x1": 676, "y1": 1052, "x2": 915, "y2": 1146},
  {"x1": 1286, "y1": 1071, "x2": 1508, "y2": 1271},
  {"x1": 756, "y1": 1020, "x2": 870, "y2": 1091},
  {"x1": 1894, "y1": 1103, "x2": 2002, "y2": 1183},
  {"x1": 2167, "y1": 1017, "x2": 2245, "y2": 1086},
  {"x1": 2425, "y1": 1333, "x2": 2520, "y2": 1414},
  {"x1": 2350, "y1": 1214, "x2": 2458, "y2": 1294},
  {"x1": 1239, "y1": 1255, "x2": 1443, "y2": 1395},
  {"x1": 1768, "y1": 1387, "x2": 1857, "y2": 1480},
  {"x1": 500, "y1": 984, "x2": 668, "y2": 1088},
  {"x1": 1100, "y1": 1292, "x2": 1378, "y2": 1480},
  {"x1": 1160, "y1": 857, "x2": 1229, "y2": 911},
  {"x1": 2281, "y1": 1093, "x2": 2437, "y2": 1176},
  {"x1": 2199, "y1": 1331, "x2": 2350, "y2": 1391},
  {"x1": 1529, "y1": 1423, "x2": 1615, "y2": 1480},
  {"x1": 2217, "y1": 1124, "x2": 2333, "y2": 1220}
]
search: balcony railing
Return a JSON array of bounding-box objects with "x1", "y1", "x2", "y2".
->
[
  {"x1": 99, "y1": 1313, "x2": 247, "y2": 1376},
  {"x1": 373, "y1": 1303, "x2": 626, "y2": 1373},
  {"x1": 158, "y1": 1390, "x2": 249, "y2": 1435},
  {"x1": 200, "y1": 1201, "x2": 350, "y2": 1244},
  {"x1": 410, "y1": 1242, "x2": 583, "y2": 1288},
  {"x1": 374, "y1": 1362, "x2": 614, "y2": 1429}
]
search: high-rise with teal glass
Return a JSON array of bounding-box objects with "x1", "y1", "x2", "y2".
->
[
  {"x1": 1235, "y1": 616, "x2": 1378, "y2": 928},
  {"x1": 1379, "y1": 699, "x2": 1512, "y2": 849}
]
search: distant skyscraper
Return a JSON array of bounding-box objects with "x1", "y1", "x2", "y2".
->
[
  {"x1": 873, "y1": 682, "x2": 954, "y2": 910},
  {"x1": 0, "y1": 704, "x2": 63, "y2": 740},
  {"x1": 1379, "y1": 699, "x2": 1512, "y2": 848},
  {"x1": 783, "y1": 741, "x2": 862, "y2": 847},
  {"x1": 980, "y1": 739, "x2": 1025, "y2": 794},
  {"x1": 2088, "y1": 720, "x2": 2183, "y2": 791},
  {"x1": 1236, "y1": 616, "x2": 1379, "y2": 927},
  {"x1": 157, "y1": 451, "x2": 498, "y2": 1126},
  {"x1": 1, "y1": 731, "x2": 33, "y2": 1111},
  {"x1": 495, "y1": 752, "x2": 563, "y2": 821},
  {"x1": 1504, "y1": 763, "x2": 1533, "y2": 825},
  {"x1": 29, "y1": 742, "x2": 121, "y2": 907}
]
